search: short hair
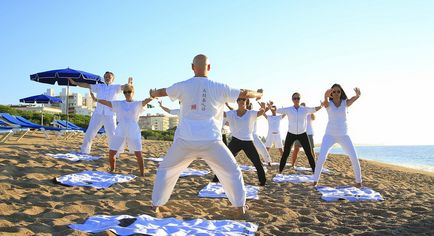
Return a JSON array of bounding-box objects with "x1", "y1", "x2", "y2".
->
[
  {"x1": 123, "y1": 84, "x2": 134, "y2": 92},
  {"x1": 104, "y1": 71, "x2": 115, "y2": 78},
  {"x1": 292, "y1": 92, "x2": 300, "y2": 98}
]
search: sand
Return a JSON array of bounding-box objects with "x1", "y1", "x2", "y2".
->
[{"x1": 0, "y1": 132, "x2": 433, "y2": 235}]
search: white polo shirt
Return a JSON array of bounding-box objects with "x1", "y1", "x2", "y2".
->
[
  {"x1": 267, "y1": 115, "x2": 283, "y2": 134},
  {"x1": 166, "y1": 77, "x2": 240, "y2": 141},
  {"x1": 225, "y1": 110, "x2": 257, "y2": 141},
  {"x1": 325, "y1": 99, "x2": 348, "y2": 136},
  {"x1": 91, "y1": 84, "x2": 122, "y2": 116},
  {"x1": 111, "y1": 100, "x2": 144, "y2": 139},
  {"x1": 277, "y1": 106, "x2": 316, "y2": 135}
]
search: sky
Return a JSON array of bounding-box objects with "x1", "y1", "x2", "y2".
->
[{"x1": 1, "y1": 1, "x2": 434, "y2": 145}]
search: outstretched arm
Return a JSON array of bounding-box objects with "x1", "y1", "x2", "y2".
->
[
  {"x1": 90, "y1": 90, "x2": 112, "y2": 108},
  {"x1": 239, "y1": 88, "x2": 263, "y2": 100},
  {"x1": 150, "y1": 88, "x2": 168, "y2": 98},
  {"x1": 347, "y1": 87, "x2": 361, "y2": 107},
  {"x1": 257, "y1": 102, "x2": 266, "y2": 117},
  {"x1": 225, "y1": 102, "x2": 234, "y2": 111},
  {"x1": 142, "y1": 98, "x2": 153, "y2": 107},
  {"x1": 68, "y1": 78, "x2": 90, "y2": 89},
  {"x1": 323, "y1": 89, "x2": 332, "y2": 108},
  {"x1": 158, "y1": 100, "x2": 172, "y2": 113},
  {"x1": 314, "y1": 101, "x2": 324, "y2": 111}
]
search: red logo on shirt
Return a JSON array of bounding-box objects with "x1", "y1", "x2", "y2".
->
[{"x1": 191, "y1": 104, "x2": 197, "y2": 110}]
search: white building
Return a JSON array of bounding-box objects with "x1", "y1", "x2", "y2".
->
[
  {"x1": 139, "y1": 113, "x2": 179, "y2": 131},
  {"x1": 45, "y1": 88, "x2": 96, "y2": 116}
]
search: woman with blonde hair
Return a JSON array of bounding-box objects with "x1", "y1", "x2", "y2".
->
[{"x1": 90, "y1": 78, "x2": 153, "y2": 176}]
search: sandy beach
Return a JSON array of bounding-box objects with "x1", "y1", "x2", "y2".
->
[{"x1": 0, "y1": 133, "x2": 433, "y2": 235}]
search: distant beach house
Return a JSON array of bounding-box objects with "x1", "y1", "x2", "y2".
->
[{"x1": 139, "y1": 113, "x2": 178, "y2": 131}]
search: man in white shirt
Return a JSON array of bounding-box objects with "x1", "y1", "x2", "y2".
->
[
  {"x1": 149, "y1": 54, "x2": 263, "y2": 217},
  {"x1": 265, "y1": 102, "x2": 285, "y2": 156},
  {"x1": 68, "y1": 72, "x2": 125, "y2": 155}
]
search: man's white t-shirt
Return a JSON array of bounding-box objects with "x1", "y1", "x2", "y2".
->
[
  {"x1": 169, "y1": 109, "x2": 180, "y2": 116},
  {"x1": 267, "y1": 115, "x2": 283, "y2": 134},
  {"x1": 111, "y1": 100, "x2": 144, "y2": 139},
  {"x1": 225, "y1": 110, "x2": 257, "y2": 141},
  {"x1": 277, "y1": 106, "x2": 316, "y2": 135},
  {"x1": 91, "y1": 84, "x2": 122, "y2": 116},
  {"x1": 166, "y1": 77, "x2": 240, "y2": 141},
  {"x1": 306, "y1": 114, "x2": 314, "y2": 135}
]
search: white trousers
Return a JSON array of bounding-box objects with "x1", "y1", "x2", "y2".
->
[
  {"x1": 313, "y1": 135, "x2": 362, "y2": 183},
  {"x1": 252, "y1": 134, "x2": 272, "y2": 163},
  {"x1": 152, "y1": 138, "x2": 246, "y2": 207},
  {"x1": 265, "y1": 133, "x2": 283, "y2": 149},
  {"x1": 80, "y1": 114, "x2": 116, "y2": 154}
]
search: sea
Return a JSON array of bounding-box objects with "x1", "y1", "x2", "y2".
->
[{"x1": 314, "y1": 145, "x2": 434, "y2": 173}]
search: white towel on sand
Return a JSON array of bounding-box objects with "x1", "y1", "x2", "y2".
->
[
  {"x1": 272, "y1": 174, "x2": 315, "y2": 183},
  {"x1": 198, "y1": 183, "x2": 260, "y2": 200},
  {"x1": 47, "y1": 152, "x2": 101, "y2": 162},
  {"x1": 69, "y1": 214, "x2": 258, "y2": 236},
  {"x1": 294, "y1": 166, "x2": 332, "y2": 174},
  {"x1": 55, "y1": 171, "x2": 136, "y2": 189},
  {"x1": 239, "y1": 165, "x2": 267, "y2": 173},
  {"x1": 316, "y1": 186, "x2": 384, "y2": 202},
  {"x1": 180, "y1": 168, "x2": 210, "y2": 177},
  {"x1": 145, "y1": 157, "x2": 164, "y2": 162}
]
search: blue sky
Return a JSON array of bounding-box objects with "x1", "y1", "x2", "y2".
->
[{"x1": 1, "y1": 1, "x2": 434, "y2": 145}]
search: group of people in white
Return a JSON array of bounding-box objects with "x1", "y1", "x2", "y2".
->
[{"x1": 69, "y1": 54, "x2": 362, "y2": 216}]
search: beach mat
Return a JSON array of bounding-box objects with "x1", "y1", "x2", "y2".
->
[
  {"x1": 180, "y1": 168, "x2": 209, "y2": 177},
  {"x1": 294, "y1": 166, "x2": 332, "y2": 174},
  {"x1": 145, "y1": 157, "x2": 164, "y2": 162},
  {"x1": 54, "y1": 170, "x2": 136, "y2": 189},
  {"x1": 69, "y1": 214, "x2": 258, "y2": 235},
  {"x1": 240, "y1": 165, "x2": 267, "y2": 173},
  {"x1": 316, "y1": 186, "x2": 384, "y2": 202},
  {"x1": 272, "y1": 174, "x2": 315, "y2": 183},
  {"x1": 198, "y1": 183, "x2": 260, "y2": 200},
  {"x1": 47, "y1": 152, "x2": 101, "y2": 162}
]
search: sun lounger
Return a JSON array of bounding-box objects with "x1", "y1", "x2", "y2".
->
[
  {"x1": 0, "y1": 128, "x2": 13, "y2": 143},
  {"x1": 0, "y1": 120, "x2": 30, "y2": 142}
]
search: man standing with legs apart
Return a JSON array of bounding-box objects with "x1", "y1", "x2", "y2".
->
[
  {"x1": 149, "y1": 54, "x2": 263, "y2": 217},
  {"x1": 265, "y1": 101, "x2": 285, "y2": 157},
  {"x1": 68, "y1": 72, "x2": 125, "y2": 155}
]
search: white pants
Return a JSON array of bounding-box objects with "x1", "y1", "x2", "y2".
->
[
  {"x1": 313, "y1": 135, "x2": 362, "y2": 183},
  {"x1": 80, "y1": 114, "x2": 116, "y2": 154},
  {"x1": 152, "y1": 138, "x2": 246, "y2": 207},
  {"x1": 110, "y1": 135, "x2": 142, "y2": 152},
  {"x1": 265, "y1": 132, "x2": 283, "y2": 148},
  {"x1": 253, "y1": 134, "x2": 272, "y2": 163}
]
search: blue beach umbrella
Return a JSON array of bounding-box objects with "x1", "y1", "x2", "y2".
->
[
  {"x1": 19, "y1": 94, "x2": 63, "y2": 125},
  {"x1": 30, "y1": 68, "x2": 103, "y2": 128}
]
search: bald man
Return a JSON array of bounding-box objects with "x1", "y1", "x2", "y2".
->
[{"x1": 149, "y1": 54, "x2": 263, "y2": 217}]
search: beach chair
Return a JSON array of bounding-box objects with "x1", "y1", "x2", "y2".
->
[
  {"x1": 0, "y1": 128, "x2": 13, "y2": 143},
  {"x1": 0, "y1": 113, "x2": 74, "y2": 139},
  {"x1": 0, "y1": 119, "x2": 30, "y2": 142}
]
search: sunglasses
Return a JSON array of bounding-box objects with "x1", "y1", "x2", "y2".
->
[
  {"x1": 123, "y1": 91, "x2": 133, "y2": 94},
  {"x1": 292, "y1": 97, "x2": 300, "y2": 100},
  {"x1": 332, "y1": 90, "x2": 341, "y2": 94},
  {"x1": 237, "y1": 98, "x2": 247, "y2": 102}
]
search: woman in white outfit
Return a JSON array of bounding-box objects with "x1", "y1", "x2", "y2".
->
[
  {"x1": 90, "y1": 81, "x2": 153, "y2": 177},
  {"x1": 313, "y1": 84, "x2": 362, "y2": 187}
]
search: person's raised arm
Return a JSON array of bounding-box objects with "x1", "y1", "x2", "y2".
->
[
  {"x1": 225, "y1": 102, "x2": 234, "y2": 111},
  {"x1": 149, "y1": 88, "x2": 168, "y2": 98},
  {"x1": 121, "y1": 77, "x2": 134, "y2": 91},
  {"x1": 90, "y1": 90, "x2": 112, "y2": 108},
  {"x1": 347, "y1": 87, "x2": 361, "y2": 107},
  {"x1": 158, "y1": 100, "x2": 171, "y2": 113},
  {"x1": 323, "y1": 89, "x2": 332, "y2": 108},
  {"x1": 314, "y1": 101, "x2": 324, "y2": 112},
  {"x1": 68, "y1": 78, "x2": 90, "y2": 89},
  {"x1": 239, "y1": 88, "x2": 263, "y2": 100},
  {"x1": 257, "y1": 102, "x2": 266, "y2": 117},
  {"x1": 142, "y1": 98, "x2": 153, "y2": 107}
]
